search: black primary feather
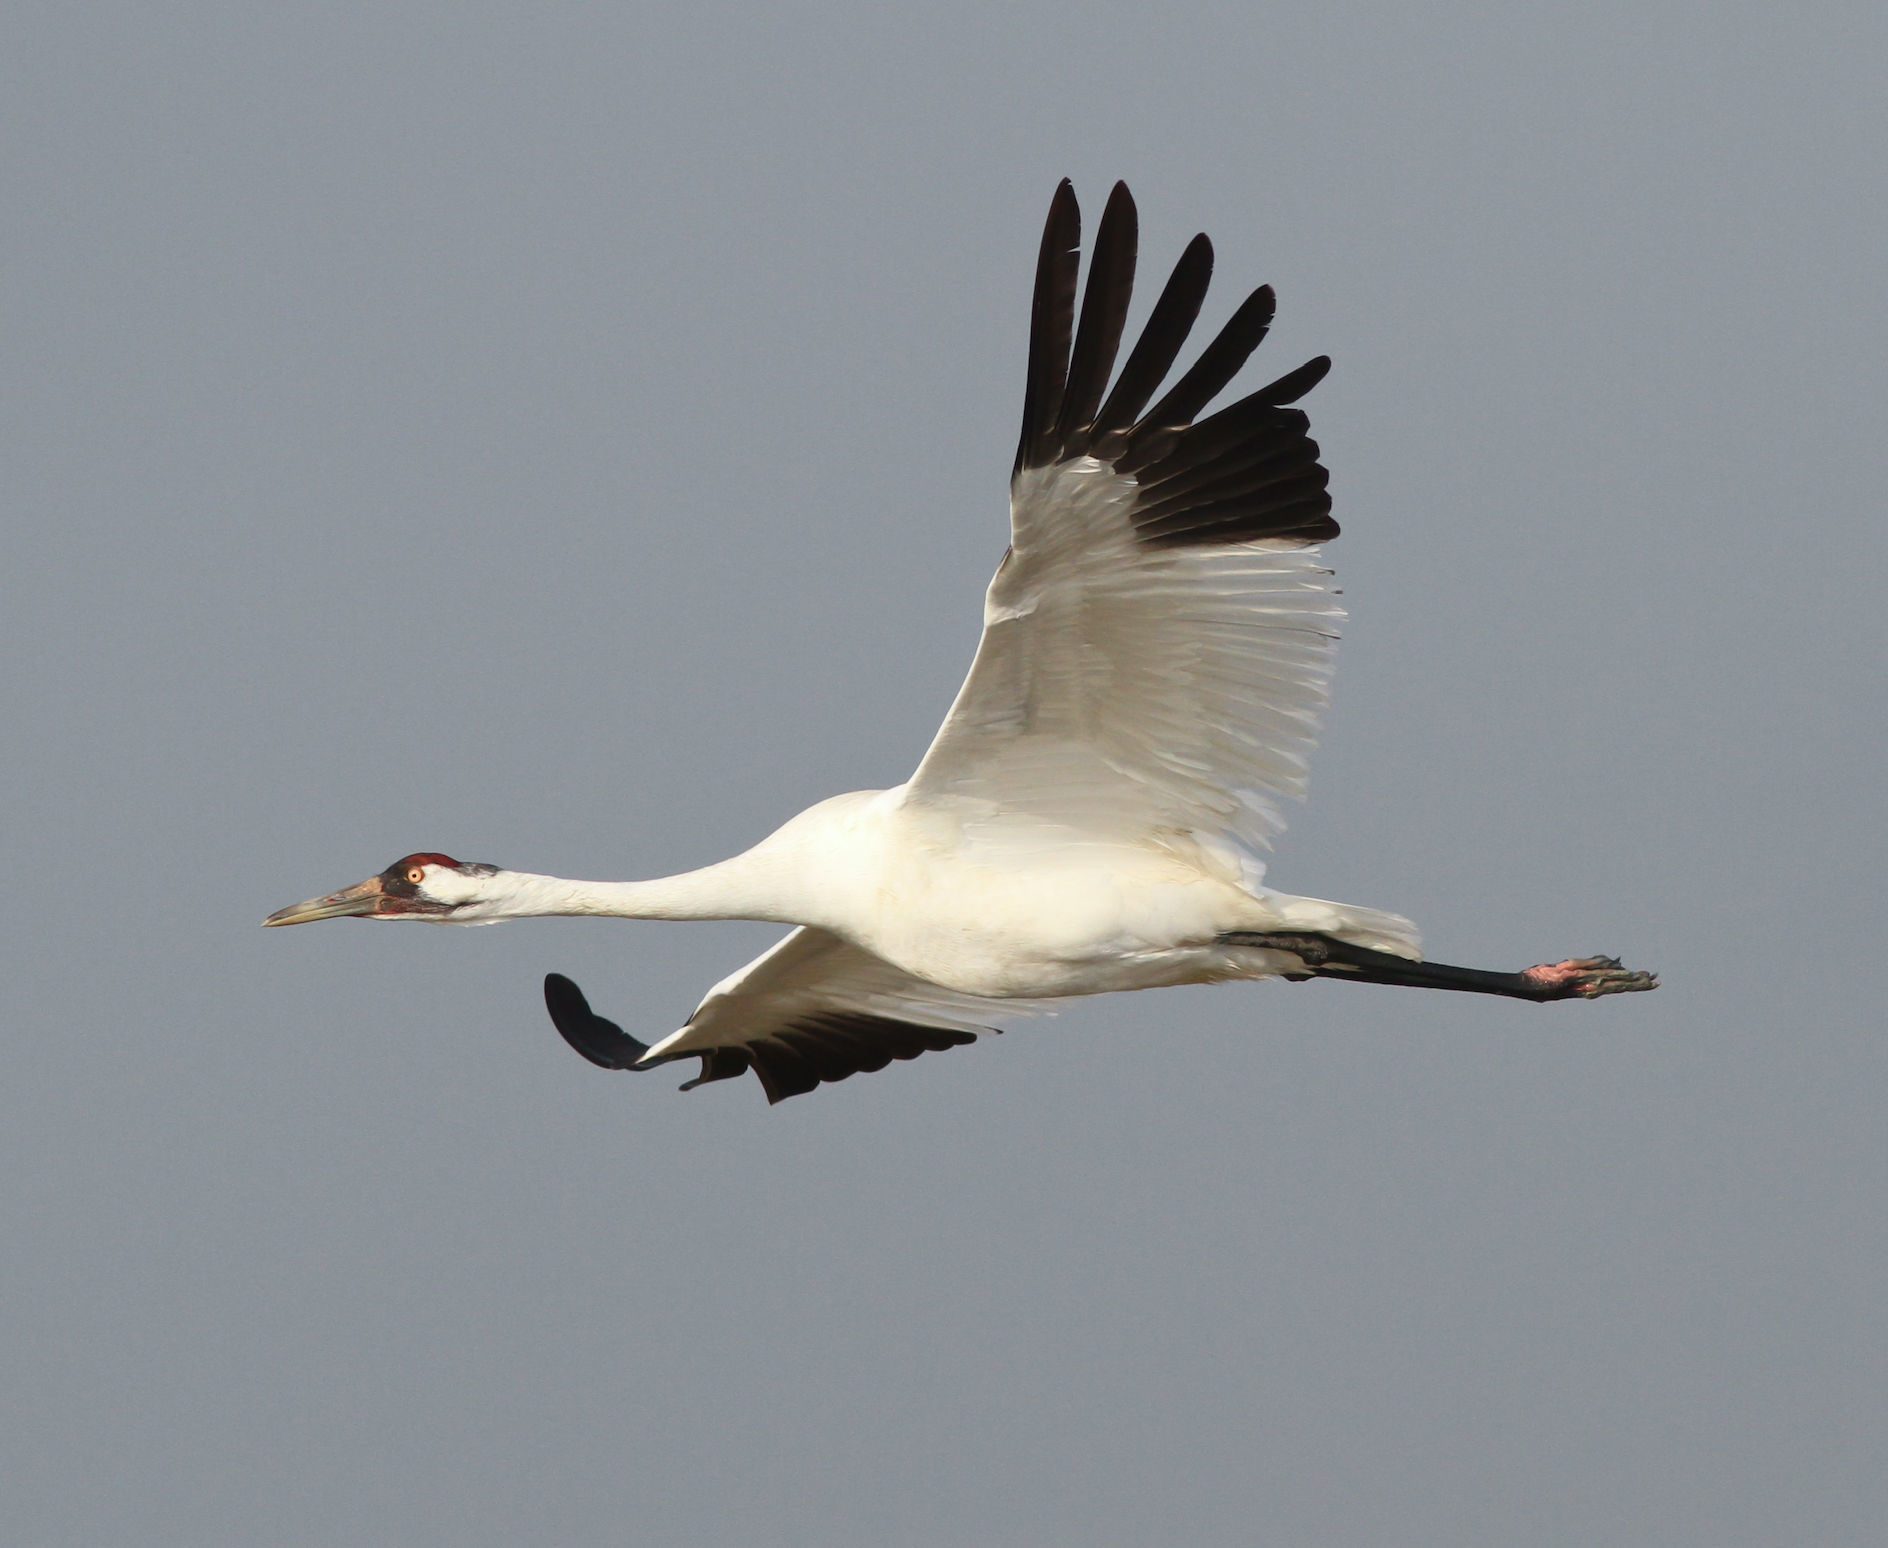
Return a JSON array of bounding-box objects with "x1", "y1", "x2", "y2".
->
[
  {"x1": 1014, "y1": 181, "x2": 1338, "y2": 549},
  {"x1": 1052, "y1": 181, "x2": 1138, "y2": 460},
  {"x1": 543, "y1": 973, "x2": 650, "y2": 1070},
  {"x1": 1013, "y1": 180, "x2": 1082, "y2": 476},
  {"x1": 744, "y1": 1013, "x2": 984, "y2": 1105},
  {"x1": 542, "y1": 976, "x2": 984, "y2": 1102},
  {"x1": 1087, "y1": 232, "x2": 1215, "y2": 452}
]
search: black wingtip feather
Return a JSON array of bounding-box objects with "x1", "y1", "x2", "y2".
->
[
  {"x1": 1014, "y1": 180, "x2": 1082, "y2": 476},
  {"x1": 1089, "y1": 231, "x2": 1214, "y2": 449},
  {"x1": 1008, "y1": 183, "x2": 1339, "y2": 551},
  {"x1": 677, "y1": 1047, "x2": 751, "y2": 1092},
  {"x1": 739, "y1": 1014, "x2": 986, "y2": 1103},
  {"x1": 544, "y1": 973, "x2": 993, "y2": 1103},
  {"x1": 1052, "y1": 180, "x2": 1138, "y2": 460},
  {"x1": 543, "y1": 973, "x2": 651, "y2": 1070},
  {"x1": 1254, "y1": 354, "x2": 1331, "y2": 405},
  {"x1": 1130, "y1": 283, "x2": 1277, "y2": 443}
]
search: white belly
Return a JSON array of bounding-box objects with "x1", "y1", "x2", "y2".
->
[
  {"x1": 740, "y1": 788, "x2": 1419, "y2": 1000},
  {"x1": 856, "y1": 835, "x2": 1267, "y2": 997}
]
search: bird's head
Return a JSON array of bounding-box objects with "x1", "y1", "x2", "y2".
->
[{"x1": 263, "y1": 853, "x2": 503, "y2": 927}]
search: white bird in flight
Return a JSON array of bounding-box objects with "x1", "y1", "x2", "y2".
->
[{"x1": 266, "y1": 181, "x2": 1657, "y2": 1102}]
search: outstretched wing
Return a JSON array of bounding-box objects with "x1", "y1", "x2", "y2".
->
[
  {"x1": 610, "y1": 927, "x2": 1051, "y2": 1104},
  {"x1": 905, "y1": 181, "x2": 1343, "y2": 872}
]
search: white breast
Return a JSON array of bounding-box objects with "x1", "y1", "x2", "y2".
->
[{"x1": 752, "y1": 790, "x2": 1268, "y2": 997}]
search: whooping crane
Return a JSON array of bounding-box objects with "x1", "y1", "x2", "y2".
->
[{"x1": 265, "y1": 181, "x2": 1658, "y2": 1103}]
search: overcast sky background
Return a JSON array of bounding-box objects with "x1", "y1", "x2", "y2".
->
[{"x1": 6, "y1": 4, "x2": 1885, "y2": 1544}]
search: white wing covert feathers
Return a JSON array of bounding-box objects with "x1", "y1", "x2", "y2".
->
[{"x1": 636, "y1": 926, "x2": 1062, "y2": 1103}]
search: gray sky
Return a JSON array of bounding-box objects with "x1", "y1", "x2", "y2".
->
[{"x1": 7, "y1": 3, "x2": 1885, "y2": 1543}]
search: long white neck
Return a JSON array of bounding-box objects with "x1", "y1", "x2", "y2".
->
[
  {"x1": 439, "y1": 789, "x2": 888, "y2": 929},
  {"x1": 470, "y1": 852, "x2": 800, "y2": 923}
]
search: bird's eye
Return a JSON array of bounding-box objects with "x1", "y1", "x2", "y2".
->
[{"x1": 405, "y1": 867, "x2": 426, "y2": 885}]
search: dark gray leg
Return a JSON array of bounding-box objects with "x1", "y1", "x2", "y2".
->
[{"x1": 1217, "y1": 933, "x2": 1659, "y2": 1002}]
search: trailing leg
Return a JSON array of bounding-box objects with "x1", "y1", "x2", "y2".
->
[{"x1": 1218, "y1": 932, "x2": 1658, "y2": 1002}]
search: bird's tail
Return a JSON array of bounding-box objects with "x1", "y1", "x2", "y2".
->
[{"x1": 1262, "y1": 893, "x2": 1423, "y2": 961}]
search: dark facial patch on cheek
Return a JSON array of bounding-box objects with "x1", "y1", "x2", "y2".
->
[
  {"x1": 375, "y1": 894, "x2": 452, "y2": 916},
  {"x1": 378, "y1": 867, "x2": 419, "y2": 899}
]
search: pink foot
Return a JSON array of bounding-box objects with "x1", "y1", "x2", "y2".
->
[{"x1": 1520, "y1": 955, "x2": 1659, "y2": 1000}]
